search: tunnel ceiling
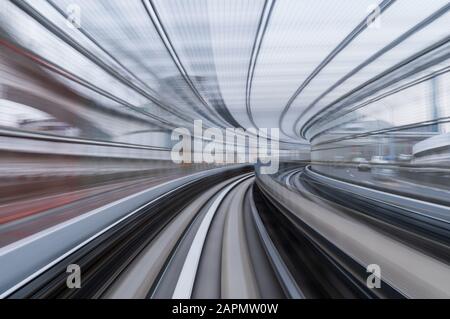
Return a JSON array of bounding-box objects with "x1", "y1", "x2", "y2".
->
[{"x1": 3, "y1": 0, "x2": 450, "y2": 144}]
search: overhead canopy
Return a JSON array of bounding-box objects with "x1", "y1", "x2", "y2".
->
[{"x1": 1, "y1": 0, "x2": 449, "y2": 144}]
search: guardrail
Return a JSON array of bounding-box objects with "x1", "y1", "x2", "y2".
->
[
  {"x1": 0, "y1": 165, "x2": 248, "y2": 297},
  {"x1": 256, "y1": 171, "x2": 450, "y2": 298},
  {"x1": 0, "y1": 127, "x2": 172, "y2": 160}
]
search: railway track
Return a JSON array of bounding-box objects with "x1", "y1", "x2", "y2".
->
[{"x1": 2, "y1": 166, "x2": 449, "y2": 299}]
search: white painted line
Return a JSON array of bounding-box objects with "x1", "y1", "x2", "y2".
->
[
  {"x1": 0, "y1": 166, "x2": 245, "y2": 298},
  {"x1": 172, "y1": 174, "x2": 253, "y2": 299},
  {"x1": 285, "y1": 169, "x2": 302, "y2": 188},
  {"x1": 0, "y1": 166, "x2": 240, "y2": 256},
  {"x1": 0, "y1": 183, "x2": 187, "y2": 299},
  {"x1": 307, "y1": 167, "x2": 450, "y2": 222}
]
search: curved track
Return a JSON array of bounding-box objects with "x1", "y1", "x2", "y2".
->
[{"x1": 2, "y1": 165, "x2": 450, "y2": 299}]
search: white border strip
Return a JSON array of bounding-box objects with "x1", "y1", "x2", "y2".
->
[
  {"x1": 172, "y1": 174, "x2": 253, "y2": 299},
  {"x1": 0, "y1": 165, "x2": 246, "y2": 298},
  {"x1": 306, "y1": 166, "x2": 450, "y2": 223}
]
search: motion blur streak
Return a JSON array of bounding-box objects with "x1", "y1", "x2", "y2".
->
[{"x1": 0, "y1": 0, "x2": 449, "y2": 299}]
